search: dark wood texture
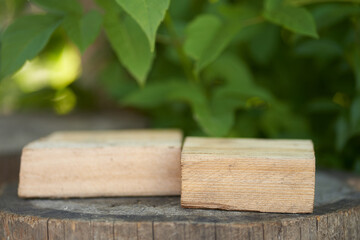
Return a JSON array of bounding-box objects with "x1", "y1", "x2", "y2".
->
[{"x1": 1, "y1": 170, "x2": 360, "y2": 239}]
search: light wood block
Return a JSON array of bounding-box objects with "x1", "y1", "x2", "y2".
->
[
  {"x1": 18, "y1": 129, "x2": 182, "y2": 198},
  {"x1": 181, "y1": 137, "x2": 315, "y2": 213}
]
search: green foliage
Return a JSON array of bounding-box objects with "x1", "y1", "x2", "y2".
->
[
  {"x1": 31, "y1": 0, "x2": 82, "y2": 15},
  {"x1": 264, "y1": 0, "x2": 318, "y2": 38},
  {"x1": 1, "y1": 0, "x2": 360, "y2": 172},
  {"x1": 353, "y1": 48, "x2": 360, "y2": 93},
  {"x1": 184, "y1": 15, "x2": 221, "y2": 62},
  {"x1": 0, "y1": 15, "x2": 62, "y2": 79},
  {"x1": 63, "y1": 10, "x2": 102, "y2": 53},
  {"x1": 184, "y1": 14, "x2": 241, "y2": 73},
  {"x1": 115, "y1": 0, "x2": 170, "y2": 51},
  {"x1": 103, "y1": 11, "x2": 154, "y2": 86}
]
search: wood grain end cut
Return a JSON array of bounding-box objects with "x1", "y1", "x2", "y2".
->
[{"x1": 181, "y1": 137, "x2": 315, "y2": 213}]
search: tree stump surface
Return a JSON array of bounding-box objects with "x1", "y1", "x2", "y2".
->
[
  {"x1": 1, "y1": 113, "x2": 360, "y2": 239},
  {"x1": 0, "y1": 170, "x2": 359, "y2": 239}
]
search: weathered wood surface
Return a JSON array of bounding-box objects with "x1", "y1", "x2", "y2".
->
[
  {"x1": 1, "y1": 170, "x2": 360, "y2": 239},
  {"x1": 18, "y1": 130, "x2": 182, "y2": 198},
  {"x1": 0, "y1": 112, "x2": 147, "y2": 184},
  {"x1": 1, "y1": 113, "x2": 360, "y2": 239},
  {"x1": 181, "y1": 137, "x2": 315, "y2": 213}
]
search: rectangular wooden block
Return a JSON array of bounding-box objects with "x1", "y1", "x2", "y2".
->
[
  {"x1": 181, "y1": 137, "x2": 315, "y2": 213},
  {"x1": 18, "y1": 129, "x2": 182, "y2": 198}
]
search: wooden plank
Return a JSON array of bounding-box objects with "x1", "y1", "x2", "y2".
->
[
  {"x1": 0, "y1": 112, "x2": 147, "y2": 188},
  {"x1": 18, "y1": 129, "x2": 182, "y2": 198},
  {"x1": 181, "y1": 137, "x2": 315, "y2": 213}
]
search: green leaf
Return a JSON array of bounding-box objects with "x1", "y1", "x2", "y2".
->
[
  {"x1": 335, "y1": 115, "x2": 349, "y2": 151},
  {"x1": 352, "y1": 48, "x2": 360, "y2": 94},
  {"x1": 123, "y1": 79, "x2": 234, "y2": 136},
  {"x1": 351, "y1": 96, "x2": 360, "y2": 130},
  {"x1": 260, "y1": 102, "x2": 309, "y2": 138},
  {"x1": 63, "y1": 10, "x2": 102, "y2": 53},
  {"x1": 100, "y1": 61, "x2": 137, "y2": 100},
  {"x1": 168, "y1": 82, "x2": 233, "y2": 136},
  {"x1": 294, "y1": 39, "x2": 342, "y2": 58},
  {"x1": 249, "y1": 23, "x2": 279, "y2": 64},
  {"x1": 103, "y1": 11, "x2": 154, "y2": 86},
  {"x1": 31, "y1": 0, "x2": 82, "y2": 15},
  {"x1": 115, "y1": 0, "x2": 171, "y2": 51},
  {"x1": 264, "y1": 0, "x2": 318, "y2": 38},
  {"x1": 184, "y1": 15, "x2": 221, "y2": 60},
  {"x1": 0, "y1": 14, "x2": 62, "y2": 80},
  {"x1": 122, "y1": 81, "x2": 174, "y2": 108},
  {"x1": 312, "y1": 4, "x2": 360, "y2": 30},
  {"x1": 184, "y1": 14, "x2": 241, "y2": 73},
  {"x1": 206, "y1": 54, "x2": 274, "y2": 102}
]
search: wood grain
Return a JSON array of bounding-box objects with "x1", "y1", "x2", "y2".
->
[
  {"x1": 181, "y1": 137, "x2": 316, "y2": 213},
  {"x1": 18, "y1": 129, "x2": 182, "y2": 198},
  {"x1": 0, "y1": 112, "x2": 147, "y2": 188},
  {"x1": 0, "y1": 170, "x2": 360, "y2": 239}
]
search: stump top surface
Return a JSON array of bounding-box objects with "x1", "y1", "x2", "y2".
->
[{"x1": 1, "y1": 171, "x2": 360, "y2": 223}]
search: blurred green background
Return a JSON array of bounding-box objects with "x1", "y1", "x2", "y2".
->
[{"x1": 0, "y1": 0, "x2": 359, "y2": 172}]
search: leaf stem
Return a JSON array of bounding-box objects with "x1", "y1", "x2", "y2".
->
[{"x1": 163, "y1": 12, "x2": 197, "y2": 82}]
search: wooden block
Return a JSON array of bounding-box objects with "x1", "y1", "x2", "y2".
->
[
  {"x1": 181, "y1": 137, "x2": 315, "y2": 213},
  {"x1": 18, "y1": 129, "x2": 182, "y2": 198}
]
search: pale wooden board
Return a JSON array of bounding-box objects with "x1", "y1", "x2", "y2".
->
[
  {"x1": 18, "y1": 129, "x2": 182, "y2": 198},
  {"x1": 181, "y1": 137, "x2": 316, "y2": 213}
]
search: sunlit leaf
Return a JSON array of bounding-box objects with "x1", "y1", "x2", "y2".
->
[{"x1": 0, "y1": 14, "x2": 62, "y2": 80}]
